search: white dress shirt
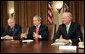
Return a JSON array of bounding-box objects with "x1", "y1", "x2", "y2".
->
[
  {"x1": 55, "y1": 22, "x2": 72, "y2": 43},
  {"x1": 36, "y1": 24, "x2": 42, "y2": 39},
  {"x1": 24, "y1": 24, "x2": 42, "y2": 39}
]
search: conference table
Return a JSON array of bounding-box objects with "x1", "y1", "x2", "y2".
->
[{"x1": 1, "y1": 40, "x2": 84, "y2": 53}]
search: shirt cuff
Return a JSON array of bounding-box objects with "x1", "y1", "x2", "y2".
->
[
  {"x1": 39, "y1": 35, "x2": 42, "y2": 39},
  {"x1": 24, "y1": 36, "x2": 27, "y2": 38},
  {"x1": 69, "y1": 39, "x2": 72, "y2": 43},
  {"x1": 1, "y1": 37, "x2": 4, "y2": 39},
  {"x1": 11, "y1": 37, "x2": 13, "y2": 39},
  {"x1": 55, "y1": 39, "x2": 59, "y2": 42}
]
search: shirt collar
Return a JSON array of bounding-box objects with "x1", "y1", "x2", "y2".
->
[
  {"x1": 36, "y1": 24, "x2": 41, "y2": 29},
  {"x1": 66, "y1": 22, "x2": 71, "y2": 27},
  {"x1": 38, "y1": 24, "x2": 40, "y2": 28}
]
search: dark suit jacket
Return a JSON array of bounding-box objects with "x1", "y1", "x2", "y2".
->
[
  {"x1": 53, "y1": 22, "x2": 82, "y2": 43},
  {"x1": 27, "y1": 24, "x2": 48, "y2": 40},
  {"x1": 2, "y1": 24, "x2": 22, "y2": 40}
]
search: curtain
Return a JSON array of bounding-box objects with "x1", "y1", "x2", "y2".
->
[
  {"x1": 14, "y1": 1, "x2": 48, "y2": 27},
  {"x1": 69, "y1": 1, "x2": 84, "y2": 26},
  {"x1": 1, "y1": 1, "x2": 9, "y2": 34}
]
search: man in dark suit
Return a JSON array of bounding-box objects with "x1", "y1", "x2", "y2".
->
[
  {"x1": 21, "y1": 15, "x2": 48, "y2": 40},
  {"x1": 1, "y1": 18, "x2": 22, "y2": 40},
  {"x1": 53, "y1": 12, "x2": 82, "y2": 43}
]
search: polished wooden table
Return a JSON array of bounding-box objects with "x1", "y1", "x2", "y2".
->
[{"x1": 1, "y1": 40, "x2": 84, "y2": 53}]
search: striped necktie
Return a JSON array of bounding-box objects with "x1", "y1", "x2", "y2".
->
[{"x1": 36, "y1": 26, "x2": 38, "y2": 43}]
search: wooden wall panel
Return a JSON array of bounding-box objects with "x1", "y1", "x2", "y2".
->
[{"x1": 69, "y1": 1, "x2": 84, "y2": 26}]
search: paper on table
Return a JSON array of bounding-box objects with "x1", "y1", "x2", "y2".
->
[
  {"x1": 51, "y1": 42, "x2": 66, "y2": 46},
  {"x1": 59, "y1": 46, "x2": 77, "y2": 51},
  {"x1": 22, "y1": 39, "x2": 34, "y2": 43},
  {"x1": 51, "y1": 43, "x2": 65, "y2": 46}
]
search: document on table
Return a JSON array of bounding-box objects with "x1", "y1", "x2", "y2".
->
[
  {"x1": 22, "y1": 39, "x2": 34, "y2": 43},
  {"x1": 51, "y1": 42, "x2": 69, "y2": 46},
  {"x1": 59, "y1": 46, "x2": 77, "y2": 51}
]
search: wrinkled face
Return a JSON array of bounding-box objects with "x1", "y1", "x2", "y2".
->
[
  {"x1": 8, "y1": 19, "x2": 15, "y2": 28},
  {"x1": 62, "y1": 13, "x2": 71, "y2": 25},
  {"x1": 33, "y1": 17, "x2": 41, "y2": 26}
]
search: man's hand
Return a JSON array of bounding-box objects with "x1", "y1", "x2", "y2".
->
[
  {"x1": 33, "y1": 32, "x2": 40, "y2": 39},
  {"x1": 20, "y1": 33, "x2": 27, "y2": 39},
  {"x1": 4, "y1": 35, "x2": 11, "y2": 39},
  {"x1": 57, "y1": 39, "x2": 70, "y2": 43}
]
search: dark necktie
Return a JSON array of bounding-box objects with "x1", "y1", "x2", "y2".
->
[{"x1": 11, "y1": 28, "x2": 14, "y2": 31}]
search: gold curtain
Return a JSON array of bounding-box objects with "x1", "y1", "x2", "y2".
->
[
  {"x1": 69, "y1": 1, "x2": 84, "y2": 26},
  {"x1": 14, "y1": 1, "x2": 48, "y2": 27}
]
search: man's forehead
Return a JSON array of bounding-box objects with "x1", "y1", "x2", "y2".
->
[
  {"x1": 8, "y1": 19, "x2": 15, "y2": 22},
  {"x1": 63, "y1": 13, "x2": 68, "y2": 16},
  {"x1": 63, "y1": 12, "x2": 71, "y2": 15},
  {"x1": 33, "y1": 17, "x2": 38, "y2": 20}
]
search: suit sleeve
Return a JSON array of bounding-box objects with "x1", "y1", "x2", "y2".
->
[
  {"x1": 71, "y1": 24, "x2": 83, "y2": 43},
  {"x1": 53, "y1": 25, "x2": 62, "y2": 40},
  {"x1": 1, "y1": 26, "x2": 8, "y2": 37},
  {"x1": 40, "y1": 26, "x2": 48, "y2": 40},
  {"x1": 27, "y1": 27, "x2": 34, "y2": 39},
  {"x1": 13, "y1": 26, "x2": 22, "y2": 40}
]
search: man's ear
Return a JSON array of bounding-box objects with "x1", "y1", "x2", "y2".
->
[{"x1": 39, "y1": 21, "x2": 41, "y2": 24}]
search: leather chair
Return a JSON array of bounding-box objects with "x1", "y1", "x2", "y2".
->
[
  {"x1": 21, "y1": 24, "x2": 56, "y2": 41},
  {"x1": 81, "y1": 26, "x2": 84, "y2": 41},
  {"x1": 22, "y1": 27, "x2": 29, "y2": 34},
  {"x1": 47, "y1": 24, "x2": 56, "y2": 41}
]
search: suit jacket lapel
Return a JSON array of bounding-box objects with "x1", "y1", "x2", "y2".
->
[
  {"x1": 64, "y1": 25, "x2": 67, "y2": 35},
  {"x1": 38, "y1": 24, "x2": 42, "y2": 34},
  {"x1": 13, "y1": 26, "x2": 17, "y2": 36},
  {"x1": 33, "y1": 26, "x2": 36, "y2": 33},
  {"x1": 67, "y1": 22, "x2": 73, "y2": 36},
  {"x1": 9, "y1": 26, "x2": 13, "y2": 33}
]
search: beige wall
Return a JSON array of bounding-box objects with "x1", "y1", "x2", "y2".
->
[
  {"x1": 52, "y1": 1, "x2": 63, "y2": 31},
  {"x1": 8, "y1": 1, "x2": 14, "y2": 18}
]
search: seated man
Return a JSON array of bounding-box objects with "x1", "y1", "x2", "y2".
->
[
  {"x1": 1, "y1": 18, "x2": 22, "y2": 40},
  {"x1": 53, "y1": 12, "x2": 82, "y2": 43},
  {"x1": 21, "y1": 15, "x2": 48, "y2": 40}
]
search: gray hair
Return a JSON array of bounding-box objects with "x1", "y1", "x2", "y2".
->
[
  {"x1": 8, "y1": 18, "x2": 15, "y2": 22},
  {"x1": 63, "y1": 12, "x2": 72, "y2": 19},
  {"x1": 33, "y1": 15, "x2": 41, "y2": 21}
]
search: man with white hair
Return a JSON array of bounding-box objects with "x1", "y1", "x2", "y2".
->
[
  {"x1": 2, "y1": 18, "x2": 22, "y2": 40},
  {"x1": 53, "y1": 12, "x2": 82, "y2": 43}
]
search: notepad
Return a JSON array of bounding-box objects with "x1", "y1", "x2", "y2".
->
[
  {"x1": 51, "y1": 42, "x2": 68, "y2": 46},
  {"x1": 59, "y1": 46, "x2": 77, "y2": 51},
  {"x1": 22, "y1": 40, "x2": 34, "y2": 43}
]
